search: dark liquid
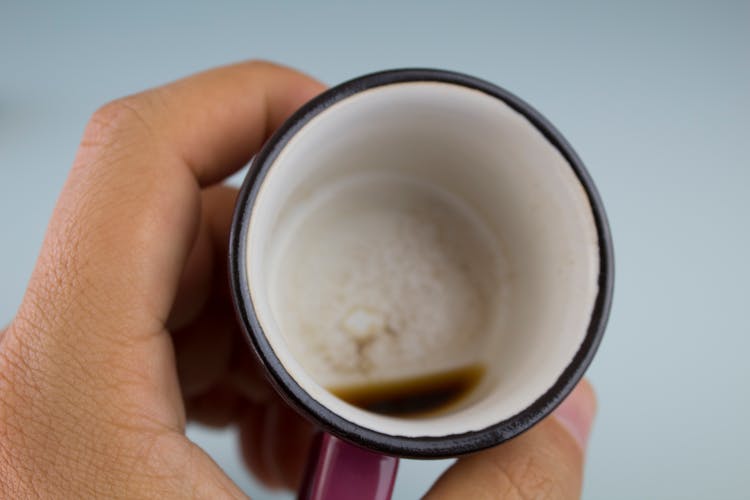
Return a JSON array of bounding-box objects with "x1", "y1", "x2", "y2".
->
[{"x1": 330, "y1": 365, "x2": 485, "y2": 417}]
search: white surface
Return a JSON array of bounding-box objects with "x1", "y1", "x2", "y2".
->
[
  {"x1": 247, "y1": 81, "x2": 600, "y2": 437},
  {"x1": 1, "y1": 2, "x2": 748, "y2": 498}
]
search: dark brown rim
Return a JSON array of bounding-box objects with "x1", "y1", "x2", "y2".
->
[{"x1": 228, "y1": 68, "x2": 614, "y2": 458}]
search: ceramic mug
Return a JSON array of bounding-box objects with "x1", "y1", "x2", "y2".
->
[{"x1": 229, "y1": 69, "x2": 614, "y2": 499}]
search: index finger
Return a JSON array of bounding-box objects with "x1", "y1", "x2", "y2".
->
[
  {"x1": 81, "y1": 60, "x2": 324, "y2": 186},
  {"x1": 18, "y1": 61, "x2": 324, "y2": 344}
]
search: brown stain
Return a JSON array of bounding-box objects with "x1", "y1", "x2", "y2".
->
[
  {"x1": 353, "y1": 334, "x2": 376, "y2": 372},
  {"x1": 329, "y1": 364, "x2": 485, "y2": 418}
]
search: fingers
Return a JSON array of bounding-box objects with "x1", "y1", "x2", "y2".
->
[
  {"x1": 16, "y1": 61, "x2": 324, "y2": 352},
  {"x1": 125, "y1": 61, "x2": 325, "y2": 186},
  {"x1": 7, "y1": 59, "x2": 322, "y2": 430},
  {"x1": 177, "y1": 305, "x2": 272, "y2": 424},
  {"x1": 239, "y1": 403, "x2": 280, "y2": 489},
  {"x1": 173, "y1": 304, "x2": 234, "y2": 399},
  {"x1": 185, "y1": 382, "x2": 244, "y2": 428},
  {"x1": 169, "y1": 184, "x2": 239, "y2": 331},
  {"x1": 239, "y1": 399, "x2": 316, "y2": 491},
  {"x1": 1, "y1": 62, "x2": 324, "y2": 492},
  {"x1": 262, "y1": 402, "x2": 317, "y2": 490},
  {"x1": 425, "y1": 380, "x2": 597, "y2": 500}
]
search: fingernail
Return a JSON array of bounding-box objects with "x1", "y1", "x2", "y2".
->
[{"x1": 553, "y1": 381, "x2": 597, "y2": 451}]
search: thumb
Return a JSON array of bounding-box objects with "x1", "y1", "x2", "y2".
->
[{"x1": 425, "y1": 380, "x2": 596, "y2": 499}]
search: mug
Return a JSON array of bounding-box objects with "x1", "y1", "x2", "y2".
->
[{"x1": 229, "y1": 69, "x2": 614, "y2": 499}]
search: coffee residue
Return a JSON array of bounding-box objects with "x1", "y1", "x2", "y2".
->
[{"x1": 329, "y1": 364, "x2": 485, "y2": 417}]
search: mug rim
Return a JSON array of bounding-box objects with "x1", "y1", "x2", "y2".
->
[{"x1": 228, "y1": 68, "x2": 614, "y2": 458}]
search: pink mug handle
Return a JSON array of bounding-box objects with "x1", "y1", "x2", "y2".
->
[{"x1": 298, "y1": 433, "x2": 399, "y2": 500}]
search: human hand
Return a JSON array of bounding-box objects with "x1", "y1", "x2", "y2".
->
[{"x1": 0, "y1": 61, "x2": 596, "y2": 499}]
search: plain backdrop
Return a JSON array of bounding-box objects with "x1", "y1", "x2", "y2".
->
[{"x1": 1, "y1": 1, "x2": 749, "y2": 498}]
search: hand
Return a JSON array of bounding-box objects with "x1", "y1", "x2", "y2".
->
[{"x1": 0, "y1": 61, "x2": 596, "y2": 499}]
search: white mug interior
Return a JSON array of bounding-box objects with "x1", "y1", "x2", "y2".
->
[{"x1": 245, "y1": 81, "x2": 600, "y2": 438}]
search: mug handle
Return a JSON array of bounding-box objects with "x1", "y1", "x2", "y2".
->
[{"x1": 298, "y1": 433, "x2": 399, "y2": 500}]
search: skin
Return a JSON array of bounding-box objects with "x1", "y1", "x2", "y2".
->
[{"x1": 0, "y1": 61, "x2": 595, "y2": 499}]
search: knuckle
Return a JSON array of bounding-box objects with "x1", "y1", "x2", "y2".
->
[
  {"x1": 81, "y1": 95, "x2": 158, "y2": 152},
  {"x1": 240, "y1": 59, "x2": 293, "y2": 78},
  {"x1": 245, "y1": 58, "x2": 280, "y2": 71},
  {"x1": 89, "y1": 98, "x2": 142, "y2": 136}
]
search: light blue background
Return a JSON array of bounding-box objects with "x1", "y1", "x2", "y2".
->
[{"x1": 2, "y1": 1, "x2": 748, "y2": 498}]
